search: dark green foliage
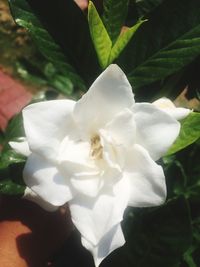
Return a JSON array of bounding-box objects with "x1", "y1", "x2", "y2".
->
[
  {"x1": 135, "y1": 0, "x2": 165, "y2": 17},
  {"x1": 103, "y1": 0, "x2": 129, "y2": 43},
  {"x1": 0, "y1": 148, "x2": 26, "y2": 196},
  {"x1": 9, "y1": 0, "x2": 87, "y2": 92},
  {"x1": 4, "y1": 113, "x2": 24, "y2": 144},
  {"x1": 0, "y1": 178, "x2": 25, "y2": 195},
  {"x1": 20, "y1": 0, "x2": 100, "y2": 84},
  {"x1": 117, "y1": 0, "x2": 200, "y2": 89},
  {"x1": 101, "y1": 198, "x2": 192, "y2": 267}
]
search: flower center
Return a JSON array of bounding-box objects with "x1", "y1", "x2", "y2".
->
[{"x1": 90, "y1": 134, "x2": 103, "y2": 160}]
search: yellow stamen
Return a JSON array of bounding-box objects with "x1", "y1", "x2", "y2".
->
[{"x1": 90, "y1": 134, "x2": 103, "y2": 160}]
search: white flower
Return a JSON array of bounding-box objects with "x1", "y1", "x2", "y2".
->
[{"x1": 9, "y1": 65, "x2": 189, "y2": 266}]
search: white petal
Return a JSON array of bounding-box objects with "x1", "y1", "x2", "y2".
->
[
  {"x1": 58, "y1": 137, "x2": 103, "y2": 197},
  {"x1": 82, "y1": 223, "x2": 125, "y2": 267},
  {"x1": 23, "y1": 100, "x2": 77, "y2": 161},
  {"x1": 58, "y1": 136, "x2": 95, "y2": 171},
  {"x1": 69, "y1": 177, "x2": 129, "y2": 246},
  {"x1": 132, "y1": 103, "x2": 180, "y2": 160},
  {"x1": 125, "y1": 144, "x2": 166, "y2": 207},
  {"x1": 104, "y1": 108, "x2": 136, "y2": 147},
  {"x1": 23, "y1": 187, "x2": 58, "y2": 211},
  {"x1": 70, "y1": 176, "x2": 104, "y2": 197},
  {"x1": 23, "y1": 153, "x2": 72, "y2": 206},
  {"x1": 73, "y1": 64, "x2": 134, "y2": 138},
  {"x1": 153, "y1": 97, "x2": 191, "y2": 120},
  {"x1": 9, "y1": 139, "x2": 31, "y2": 157},
  {"x1": 100, "y1": 132, "x2": 124, "y2": 184}
]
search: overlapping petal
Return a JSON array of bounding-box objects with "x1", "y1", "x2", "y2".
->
[
  {"x1": 9, "y1": 139, "x2": 31, "y2": 157},
  {"x1": 69, "y1": 177, "x2": 129, "y2": 248},
  {"x1": 58, "y1": 137, "x2": 95, "y2": 172},
  {"x1": 132, "y1": 103, "x2": 180, "y2": 160},
  {"x1": 82, "y1": 223, "x2": 125, "y2": 267},
  {"x1": 153, "y1": 97, "x2": 191, "y2": 120},
  {"x1": 24, "y1": 153, "x2": 72, "y2": 206},
  {"x1": 58, "y1": 137, "x2": 103, "y2": 197},
  {"x1": 23, "y1": 187, "x2": 58, "y2": 211},
  {"x1": 23, "y1": 100, "x2": 77, "y2": 161},
  {"x1": 73, "y1": 65, "x2": 134, "y2": 138},
  {"x1": 125, "y1": 144, "x2": 166, "y2": 207},
  {"x1": 104, "y1": 108, "x2": 136, "y2": 148}
]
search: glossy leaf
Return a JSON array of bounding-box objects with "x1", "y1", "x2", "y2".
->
[
  {"x1": 0, "y1": 149, "x2": 25, "y2": 170},
  {"x1": 167, "y1": 112, "x2": 200, "y2": 156},
  {"x1": 9, "y1": 0, "x2": 86, "y2": 92},
  {"x1": 4, "y1": 113, "x2": 25, "y2": 144},
  {"x1": 24, "y1": 0, "x2": 99, "y2": 85},
  {"x1": 0, "y1": 148, "x2": 26, "y2": 196},
  {"x1": 88, "y1": 1, "x2": 143, "y2": 68},
  {"x1": 48, "y1": 75, "x2": 73, "y2": 95},
  {"x1": 110, "y1": 20, "x2": 146, "y2": 64},
  {"x1": 88, "y1": 1, "x2": 112, "y2": 69},
  {"x1": 0, "y1": 179, "x2": 25, "y2": 195},
  {"x1": 102, "y1": 0, "x2": 129, "y2": 43},
  {"x1": 116, "y1": 0, "x2": 200, "y2": 89},
  {"x1": 128, "y1": 25, "x2": 200, "y2": 88}
]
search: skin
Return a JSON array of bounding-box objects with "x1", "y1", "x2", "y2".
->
[
  {"x1": 74, "y1": 0, "x2": 103, "y2": 12},
  {"x1": 0, "y1": 196, "x2": 73, "y2": 267},
  {"x1": 74, "y1": 0, "x2": 88, "y2": 10}
]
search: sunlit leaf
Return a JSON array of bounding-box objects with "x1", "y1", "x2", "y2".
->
[
  {"x1": 88, "y1": 1, "x2": 143, "y2": 68},
  {"x1": 167, "y1": 112, "x2": 200, "y2": 155},
  {"x1": 88, "y1": 1, "x2": 112, "y2": 69},
  {"x1": 0, "y1": 148, "x2": 26, "y2": 196},
  {"x1": 49, "y1": 75, "x2": 73, "y2": 95},
  {"x1": 128, "y1": 25, "x2": 200, "y2": 88},
  {"x1": 0, "y1": 149, "x2": 25, "y2": 170},
  {"x1": 116, "y1": 0, "x2": 200, "y2": 89},
  {"x1": 110, "y1": 20, "x2": 146, "y2": 64},
  {"x1": 4, "y1": 113, "x2": 24, "y2": 144},
  {"x1": 9, "y1": 0, "x2": 86, "y2": 92}
]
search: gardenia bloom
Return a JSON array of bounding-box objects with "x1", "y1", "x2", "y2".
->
[{"x1": 10, "y1": 65, "x2": 190, "y2": 266}]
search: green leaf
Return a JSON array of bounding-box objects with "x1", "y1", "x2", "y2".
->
[
  {"x1": 117, "y1": 0, "x2": 200, "y2": 89},
  {"x1": 4, "y1": 113, "x2": 25, "y2": 144},
  {"x1": 128, "y1": 25, "x2": 200, "y2": 88},
  {"x1": 135, "y1": 0, "x2": 164, "y2": 16},
  {"x1": 0, "y1": 149, "x2": 25, "y2": 170},
  {"x1": 88, "y1": 1, "x2": 143, "y2": 68},
  {"x1": 0, "y1": 148, "x2": 26, "y2": 195},
  {"x1": 16, "y1": 61, "x2": 48, "y2": 86},
  {"x1": 184, "y1": 247, "x2": 198, "y2": 267},
  {"x1": 0, "y1": 179, "x2": 25, "y2": 195},
  {"x1": 167, "y1": 112, "x2": 200, "y2": 156},
  {"x1": 49, "y1": 74, "x2": 73, "y2": 95},
  {"x1": 88, "y1": 1, "x2": 112, "y2": 69},
  {"x1": 109, "y1": 20, "x2": 146, "y2": 64},
  {"x1": 183, "y1": 217, "x2": 200, "y2": 267},
  {"x1": 0, "y1": 148, "x2": 26, "y2": 196},
  {"x1": 9, "y1": 0, "x2": 86, "y2": 92},
  {"x1": 104, "y1": 198, "x2": 192, "y2": 267},
  {"x1": 102, "y1": 0, "x2": 129, "y2": 43}
]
